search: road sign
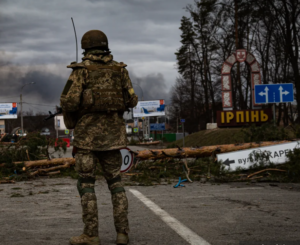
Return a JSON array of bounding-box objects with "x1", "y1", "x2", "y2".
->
[
  {"x1": 150, "y1": 123, "x2": 165, "y2": 131},
  {"x1": 65, "y1": 129, "x2": 69, "y2": 134},
  {"x1": 254, "y1": 84, "x2": 294, "y2": 104},
  {"x1": 120, "y1": 147, "x2": 134, "y2": 173},
  {"x1": 217, "y1": 141, "x2": 300, "y2": 171},
  {"x1": 181, "y1": 119, "x2": 185, "y2": 123},
  {"x1": 133, "y1": 128, "x2": 139, "y2": 133}
]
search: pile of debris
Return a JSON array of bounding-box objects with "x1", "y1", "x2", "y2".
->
[
  {"x1": 0, "y1": 133, "x2": 68, "y2": 182},
  {"x1": 0, "y1": 138, "x2": 297, "y2": 184}
]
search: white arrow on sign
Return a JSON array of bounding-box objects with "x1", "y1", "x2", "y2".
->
[
  {"x1": 259, "y1": 86, "x2": 269, "y2": 103},
  {"x1": 279, "y1": 86, "x2": 289, "y2": 102}
]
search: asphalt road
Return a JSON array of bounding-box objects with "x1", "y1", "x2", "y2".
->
[
  {"x1": 0, "y1": 178, "x2": 300, "y2": 245},
  {"x1": 1, "y1": 145, "x2": 300, "y2": 245}
]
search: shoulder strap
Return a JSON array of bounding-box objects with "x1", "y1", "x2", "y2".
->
[
  {"x1": 67, "y1": 62, "x2": 86, "y2": 69},
  {"x1": 85, "y1": 65, "x2": 123, "y2": 72}
]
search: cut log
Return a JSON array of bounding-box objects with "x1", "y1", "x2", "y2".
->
[
  {"x1": 123, "y1": 173, "x2": 142, "y2": 176},
  {"x1": 30, "y1": 162, "x2": 73, "y2": 176},
  {"x1": 138, "y1": 141, "x2": 160, "y2": 145},
  {"x1": 46, "y1": 171, "x2": 61, "y2": 176},
  {"x1": 15, "y1": 158, "x2": 75, "y2": 168},
  {"x1": 249, "y1": 175, "x2": 264, "y2": 180},
  {"x1": 0, "y1": 180, "x2": 15, "y2": 184},
  {"x1": 135, "y1": 141, "x2": 289, "y2": 160}
]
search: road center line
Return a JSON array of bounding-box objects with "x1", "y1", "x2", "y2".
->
[{"x1": 129, "y1": 189, "x2": 211, "y2": 245}]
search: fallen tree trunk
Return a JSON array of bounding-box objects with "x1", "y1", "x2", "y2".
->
[
  {"x1": 30, "y1": 162, "x2": 73, "y2": 176},
  {"x1": 15, "y1": 158, "x2": 75, "y2": 168},
  {"x1": 0, "y1": 179, "x2": 15, "y2": 184},
  {"x1": 0, "y1": 140, "x2": 292, "y2": 168},
  {"x1": 133, "y1": 141, "x2": 290, "y2": 160},
  {"x1": 46, "y1": 170, "x2": 61, "y2": 176}
]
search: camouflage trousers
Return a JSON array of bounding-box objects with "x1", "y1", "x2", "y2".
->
[{"x1": 75, "y1": 148, "x2": 129, "y2": 237}]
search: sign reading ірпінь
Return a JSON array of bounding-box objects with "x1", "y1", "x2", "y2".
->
[{"x1": 217, "y1": 109, "x2": 272, "y2": 127}]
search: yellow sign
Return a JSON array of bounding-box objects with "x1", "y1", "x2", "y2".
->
[{"x1": 217, "y1": 109, "x2": 272, "y2": 127}]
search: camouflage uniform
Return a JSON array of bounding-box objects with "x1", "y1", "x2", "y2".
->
[{"x1": 60, "y1": 50, "x2": 138, "y2": 239}]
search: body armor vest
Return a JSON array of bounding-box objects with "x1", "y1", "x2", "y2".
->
[{"x1": 81, "y1": 64, "x2": 126, "y2": 112}]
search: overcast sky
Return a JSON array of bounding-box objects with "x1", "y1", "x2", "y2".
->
[{"x1": 0, "y1": 0, "x2": 193, "y2": 114}]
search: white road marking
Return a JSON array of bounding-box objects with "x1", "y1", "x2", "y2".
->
[{"x1": 129, "y1": 189, "x2": 211, "y2": 245}]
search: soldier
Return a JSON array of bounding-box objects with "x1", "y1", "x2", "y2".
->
[{"x1": 60, "y1": 30, "x2": 138, "y2": 245}]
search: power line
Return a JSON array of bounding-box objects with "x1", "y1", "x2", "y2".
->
[
  {"x1": 23, "y1": 102, "x2": 59, "y2": 107},
  {"x1": 23, "y1": 103, "x2": 56, "y2": 113},
  {"x1": 0, "y1": 96, "x2": 19, "y2": 99}
]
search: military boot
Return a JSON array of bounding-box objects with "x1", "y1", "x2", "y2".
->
[
  {"x1": 69, "y1": 234, "x2": 100, "y2": 245},
  {"x1": 116, "y1": 233, "x2": 129, "y2": 245}
]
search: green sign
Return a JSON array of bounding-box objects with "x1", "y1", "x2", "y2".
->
[
  {"x1": 133, "y1": 128, "x2": 139, "y2": 133},
  {"x1": 65, "y1": 129, "x2": 69, "y2": 134}
]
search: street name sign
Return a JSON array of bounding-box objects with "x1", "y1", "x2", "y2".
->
[
  {"x1": 254, "y1": 84, "x2": 294, "y2": 104},
  {"x1": 217, "y1": 141, "x2": 300, "y2": 171},
  {"x1": 120, "y1": 147, "x2": 134, "y2": 173}
]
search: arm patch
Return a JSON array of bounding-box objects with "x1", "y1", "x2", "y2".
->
[
  {"x1": 128, "y1": 88, "x2": 135, "y2": 95},
  {"x1": 62, "y1": 80, "x2": 73, "y2": 95}
]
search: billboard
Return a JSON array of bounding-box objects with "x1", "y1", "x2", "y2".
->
[
  {"x1": 0, "y1": 103, "x2": 18, "y2": 119},
  {"x1": 133, "y1": 100, "x2": 165, "y2": 118},
  {"x1": 54, "y1": 115, "x2": 67, "y2": 130}
]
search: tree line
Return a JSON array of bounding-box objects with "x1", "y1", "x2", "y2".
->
[{"x1": 171, "y1": 0, "x2": 300, "y2": 133}]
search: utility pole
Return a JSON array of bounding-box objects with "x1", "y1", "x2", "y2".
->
[
  {"x1": 132, "y1": 82, "x2": 144, "y2": 139},
  {"x1": 20, "y1": 82, "x2": 35, "y2": 136},
  {"x1": 175, "y1": 106, "x2": 180, "y2": 134},
  {"x1": 20, "y1": 93, "x2": 23, "y2": 135},
  {"x1": 182, "y1": 121, "x2": 185, "y2": 147}
]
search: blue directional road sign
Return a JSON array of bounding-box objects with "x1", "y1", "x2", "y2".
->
[
  {"x1": 181, "y1": 119, "x2": 185, "y2": 123},
  {"x1": 254, "y1": 84, "x2": 294, "y2": 104},
  {"x1": 150, "y1": 123, "x2": 166, "y2": 131}
]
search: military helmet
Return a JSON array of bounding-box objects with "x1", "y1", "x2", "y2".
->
[{"x1": 81, "y1": 30, "x2": 109, "y2": 50}]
